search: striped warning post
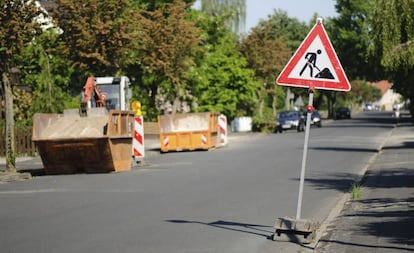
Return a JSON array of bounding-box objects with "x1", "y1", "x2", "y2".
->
[
  {"x1": 133, "y1": 116, "x2": 145, "y2": 161},
  {"x1": 163, "y1": 136, "x2": 169, "y2": 148},
  {"x1": 201, "y1": 134, "x2": 207, "y2": 145},
  {"x1": 218, "y1": 114, "x2": 228, "y2": 146}
]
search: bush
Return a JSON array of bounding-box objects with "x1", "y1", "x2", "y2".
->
[{"x1": 252, "y1": 115, "x2": 276, "y2": 133}]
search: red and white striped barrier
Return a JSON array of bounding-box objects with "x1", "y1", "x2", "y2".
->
[
  {"x1": 133, "y1": 116, "x2": 145, "y2": 162},
  {"x1": 218, "y1": 114, "x2": 228, "y2": 146},
  {"x1": 201, "y1": 134, "x2": 207, "y2": 145},
  {"x1": 163, "y1": 136, "x2": 169, "y2": 148}
]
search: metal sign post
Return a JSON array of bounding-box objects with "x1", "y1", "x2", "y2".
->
[
  {"x1": 273, "y1": 18, "x2": 350, "y2": 244},
  {"x1": 296, "y1": 89, "x2": 313, "y2": 220},
  {"x1": 273, "y1": 88, "x2": 319, "y2": 244}
]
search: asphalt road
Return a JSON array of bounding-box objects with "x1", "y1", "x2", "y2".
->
[{"x1": 0, "y1": 111, "x2": 396, "y2": 253}]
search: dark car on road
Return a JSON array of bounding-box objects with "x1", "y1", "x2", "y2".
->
[
  {"x1": 335, "y1": 107, "x2": 351, "y2": 119},
  {"x1": 276, "y1": 110, "x2": 305, "y2": 133},
  {"x1": 303, "y1": 110, "x2": 322, "y2": 127}
]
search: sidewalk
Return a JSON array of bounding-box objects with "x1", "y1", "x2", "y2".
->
[{"x1": 315, "y1": 119, "x2": 414, "y2": 252}]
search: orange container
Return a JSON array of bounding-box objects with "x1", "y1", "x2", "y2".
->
[{"x1": 158, "y1": 112, "x2": 219, "y2": 152}]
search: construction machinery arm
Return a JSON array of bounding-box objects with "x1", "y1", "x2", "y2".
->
[{"x1": 83, "y1": 76, "x2": 104, "y2": 107}]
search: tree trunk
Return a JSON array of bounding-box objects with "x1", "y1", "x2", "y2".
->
[
  {"x1": 2, "y1": 71, "x2": 16, "y2": 172},
  {"x1": 285, "y1": 88, "x2": 291, "y2": 110},
  {"x1": 326, "y1": 91, "x2": 337, "y2": 119},
  {"x1": 272, "y1": 93, "x2": 277, "y2": 117},
  {"x1": 257, "y1": 90, "x2": 263, "y2": 117}
]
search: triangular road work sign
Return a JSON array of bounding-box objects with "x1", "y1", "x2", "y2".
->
[{"x1": 276, "y1": 19, "x2": 351, "y2": 92}]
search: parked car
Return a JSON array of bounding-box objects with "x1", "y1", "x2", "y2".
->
[
  {"x1": 363, "y1": 103, "x2": 373, "y2": 111},
  {"x1": 303, "y1": 110, "x2": 322, "y2": 127},
  {"x1": 276, "y1": 110, "x2": 305, "y2": 133},
  {"x1": 335, "y1": 107, "x2": 351, "y2": 119}
]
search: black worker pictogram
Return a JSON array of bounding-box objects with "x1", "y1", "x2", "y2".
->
[{"x1": 299, "y1": 49, "x2": 334, "y2": 79}]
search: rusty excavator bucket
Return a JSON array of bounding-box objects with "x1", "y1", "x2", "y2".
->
[{"x1": 32, "y1": 109, "x2": 135, "y2": 174}]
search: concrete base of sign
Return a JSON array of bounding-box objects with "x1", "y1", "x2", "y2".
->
[{"x1": 273, "y1": 217, "x2": 319, "y2": 244}]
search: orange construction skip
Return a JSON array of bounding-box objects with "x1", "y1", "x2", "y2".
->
[
  {"x1": 32, "y1": 109, "x2": 135, "y2": 174},
  {"x1": 158, "y1": 112, "x2": 219, "y2": 152}
]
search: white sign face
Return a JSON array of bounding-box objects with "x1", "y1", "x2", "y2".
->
[
  {"x1": 287, "y1": 35, "x2": 339, "y2": 82},
  {"x1": 276, "y1": 21, "x2": 351, "y2": 92}
]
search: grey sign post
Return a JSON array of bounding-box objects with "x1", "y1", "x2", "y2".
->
[
  {"x1": 273, "y1": 18, "x2": 351, "y2": 244},
  {"x1": 296, "y1": 90, "x2": 313, "y2": 220}
]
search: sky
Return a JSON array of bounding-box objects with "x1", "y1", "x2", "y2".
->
[{"x1": 245, "y1": 0, "x2": 338, "y2": 32}]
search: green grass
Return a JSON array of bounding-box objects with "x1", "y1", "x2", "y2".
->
[{"x1": 351, "y1": 183, "x2": 362, "y2": 200}]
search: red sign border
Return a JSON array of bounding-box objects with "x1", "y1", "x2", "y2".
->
[{"x1": 276, "y1": 21, "x2": 351, "y2": 92}]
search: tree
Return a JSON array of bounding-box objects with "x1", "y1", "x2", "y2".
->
[
  {"x1": 329, "y1": 0, "x2": 377, "y2": 80},
  {"x1": 20, "y1": 30, "x2": 74, "y2": 116},
  {"x1": 139, "y1": 0, "x2": 195, "y2": 11},
  {"x1": 13, "y1": 86, "x2": 33, "y2": 126},
  {"x1": 239, "y1": 10, "x2": 308, "y2": 123},
  {"x1": 239, "y1": 22, "x2": 291, "y2": 123},
  {"x1": 329, "y1": 80, "x2": 381, "y2": 110},
  {"x1": 348, "y1": 80, "x2": 382, "y2": 105},
  {"x1": 134, "y1": 1, "x2": 201, "y2": 115},
  {"x1": 0, "y1": 0, "x2": 46, "y2": 172},
  {"x1": 260, "y1": 9, "x2": 309, "y2": 51},
  {"x1": 189, "y1": 11, "x2": 258, "y2": 119},
  {"x1": 259, "y1": 10, "x2": 310, "y2": 106},
  {"x1": 240, "y1": 23, "x2": 291, "y2": 86},
  {"x1": 370, "y1": 0, "x2": 414, "y2": 118},
  {"x1": 192, "y1": 35, "x2": 258, "y2": 118},
  {"x1": 200, "y1": 0, "x2": 246, "y2": 34},
  {"x1": 46, "y1": 0, "x2": 131, "y2": 83}
]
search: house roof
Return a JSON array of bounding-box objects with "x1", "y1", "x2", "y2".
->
[{"x1": 368, "y1": 80, "x2": 392, "y2": 96}]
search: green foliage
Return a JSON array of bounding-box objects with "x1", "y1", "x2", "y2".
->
[
  {"x1": 0, "y1": 0, "x2": 45, "y2": 72},
  {"x1": 331, "y1": 80, "x2": 382, "y2": 109},
  {"x1": 252, "y1": 107, "x2": 276, "y2": 133},
  {"x1": 257, "y1": 9, "x2": 309, "y2": 51},
  {"x1": 330, "y1": 0, "x2": 377, "y2": 80},
  {"x1": 0, "y1": 0, "x2": 47, "y2": 169},
  {"x1": 4, "y1": 0, "x2": 410, "y2": 128},
  {"x1": 64, "y1": 95, "x2": 83, "y2": 109},
  {"x1": 370, "y1": 0, "x2": 414, "y2": 118},
  {"x1": 240, "y1": 22, "x2": 291, "y2": 85},
  {"x1": 240, "y1": 11, "x2": 307, "y2": 119},
  {"x1": 12, "y1": 87, "x2": 33, "y2": 126},
  {"x1": 136, "y1": 1, "x2": 201, "y2": 114},
  {"x1": 192, "y1": 42, "x2": 258, "y2": 118},
  {"x1": 139, "y1": 0, "x2": 196, "y2": 11},
  {"x1": 350, "y1": 80, "x2": 382, "y2": 103},
  {"x1": 47, "y1": 0, "x2": 131, "y2": 75},
  {"x1": 190, "y1": 14, "x2": 258, "y2": 119},
  {"x1": 20, "y1": 30, "x2": 74, "y2": 115},
  {"x1": 370, "y1": 0, "x2": 414, "y2": 71}
]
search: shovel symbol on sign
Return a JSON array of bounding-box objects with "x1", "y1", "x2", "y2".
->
[{"x1": 299, "y1": 49, "x2": 335, "y2": 79}]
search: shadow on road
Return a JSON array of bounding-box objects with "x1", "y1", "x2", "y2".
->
[
  {"x1": 19, "y1": 168, "x2": 46, "y2": 177},
  {"x1": 300, "y1": 172, "x2": 358, "y2": 193},
  {"x1": 166, "y1": 219, "x2": 274, "y2": 239},
  {"x1": 383, "y1": 140, "x2": 414, "y2": 150},
  {"x1": 304, "y1": 167, "x2": 414, "y2": 194}
]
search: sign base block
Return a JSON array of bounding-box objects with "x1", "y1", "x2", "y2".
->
[{"x1": 273, "y1": 217, "x2": 319, "y2": 244}]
